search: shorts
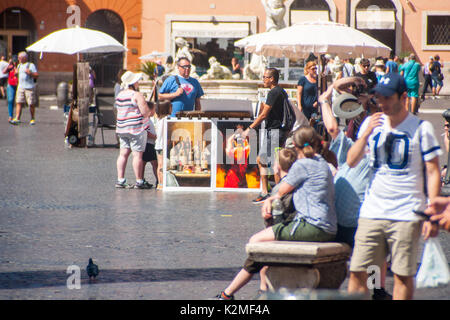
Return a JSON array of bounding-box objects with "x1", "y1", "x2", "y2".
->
[
  {"x1": 156, "y1": 149, "x2": 163, "y2": 156},
  {"x1": 258, "y1": 129, "x2": 288, "y2": 169},
  {"x1": 272, "y1": 219, "x2": 335, "y2": 242},
  {"x1": 406, "y1": 86, "x2": 419, "y2": 98},
  {"x1": 349, "y1": 218, "x2": 422, "y2": 277},
  {"x1": 0, "y1": 77, "x2": 7, "y2": 86},
  {"x1": 16, "y1": 87, "x2": 37, "y2": 105},
  {"x1": 431, "y1": 75, "x2": 443, "y2": 88},
  {"x1": 118, "y1": 131, "x2": 147, "y2": 152},
  {"x1": 142, "y1": 143, "x2": 157, "y2": 162}
]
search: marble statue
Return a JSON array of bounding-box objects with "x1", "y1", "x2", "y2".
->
[
  {"x1": 172, "y1": 37, "x2": 199, "y2": 79},
  {"x1": 200, "y1": 56, "x2": 233, "y2": 80},
  {"x1": 243, "y1": 54, "x2": 268, "y2": 80},
  {"x1": 261, "y1": 0, "x2": 287, "y2": 32}
]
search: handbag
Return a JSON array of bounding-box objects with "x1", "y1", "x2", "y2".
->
[
  {"x1": 437, "y1": 73, "x2": 444, "y2": 81},
  {"x1": 149, "y1": 82, "x2": 172, "y2": 117}
]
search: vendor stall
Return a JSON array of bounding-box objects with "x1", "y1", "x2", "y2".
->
[{"x1": 162, "y1": 110, "x2": 263, "y2": 192}]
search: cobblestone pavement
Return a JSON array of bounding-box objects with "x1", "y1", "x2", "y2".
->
[{"x1": 0, "y1": 97, "x2": 449, "y2": 300}]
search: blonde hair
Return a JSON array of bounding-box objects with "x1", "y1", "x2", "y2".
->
[{"x1": 304, "y1": 61, "x2": 317, "y2": 75}]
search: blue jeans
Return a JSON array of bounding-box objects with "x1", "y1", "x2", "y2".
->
[{"x1": 7, "y1": 84, "x2": 17, "y2": 118}]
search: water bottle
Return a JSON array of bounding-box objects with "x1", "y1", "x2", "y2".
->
[{"x1": 271, "y1": 198, "x2": 284, "y2": 224}]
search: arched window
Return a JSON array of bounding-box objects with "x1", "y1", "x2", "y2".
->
[
  {"x1": 289, "y1": 0, "x2": 331, "y2": 25},
  {"x1": 85, "y1": 10, "x2": 125, "y2": 87},
  {"x1": 0, "y1": 7, "x2": 36, "y2": 58}
]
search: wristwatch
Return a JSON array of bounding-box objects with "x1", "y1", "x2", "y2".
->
[{"x1": 319, "y1": 100, "x2": 330, "y2": 105}]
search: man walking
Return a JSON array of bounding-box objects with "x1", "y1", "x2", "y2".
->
[
  {"x1": 242, "y1": 68, "x2": 288, "y2": 203},
  {"x1": 355, "y1": 58, "x2": 378, "y2": 92},
  {"x1": 11, "y1": 51, "x2": 38, "y2": 125},
  {"x1": 346, "y1": 73, "x2": 441, "y2": 300},
  {"x1": 159, "y1": 57, "x2": 204, "y2": 117},
  {"x1": 399, "y1": 53, "x2": 421, "y2": 114}
]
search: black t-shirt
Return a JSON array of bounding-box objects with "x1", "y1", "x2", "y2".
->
[
  {"x1": 355, "y1": 71, "x2": 378, "y2": 92},
  {"x1": 264, "y1": 85, "x2": 286, "y2": 130}
]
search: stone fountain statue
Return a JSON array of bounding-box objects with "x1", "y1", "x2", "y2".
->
[
  {"x1": 242, "y1": 0, "x2": 286, "y2": 80},
  {"x1": 200, "y1": 56, "x2": 233, "y2": 80},
  {"x1": 261, "y1": 0, "x2": 287, "y2": 32},
  {"x1": 172, "y1": 37, "x2": 199, "y2": 79}
]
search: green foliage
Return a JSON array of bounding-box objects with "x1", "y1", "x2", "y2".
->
[{"x1": 139, "y1": 61, "x2": 157, "y2": 80}]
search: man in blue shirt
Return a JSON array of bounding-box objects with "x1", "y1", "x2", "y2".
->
[
  {"x1": 385, "y1": 54, "x2": 398, "y2": 74},
  {"x1": 159, "y1": 57, "x2": 204, "y2": 117}
]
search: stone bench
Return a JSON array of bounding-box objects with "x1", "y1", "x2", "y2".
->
[{"x1": 246, "y1": 241, "x2": 351, "y2": 291}]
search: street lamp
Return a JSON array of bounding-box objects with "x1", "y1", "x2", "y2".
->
[{"x1": 441, "y1": 109, "x2": 450, "y2": 196}]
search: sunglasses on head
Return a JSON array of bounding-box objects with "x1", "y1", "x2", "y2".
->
[{"x1": 179, "y1": 65, "x2": 191, "y2": 69}]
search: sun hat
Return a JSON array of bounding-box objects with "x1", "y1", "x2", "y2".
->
[
  {"x1": 375, "y1": 59, "x2": 385, "y2": 67},
  {"x1": 332, "y1": 93, "x2": 365, "y2": 119},
  {"x1": 120, "y1": 71, "x2": 143, "y2": 89}
]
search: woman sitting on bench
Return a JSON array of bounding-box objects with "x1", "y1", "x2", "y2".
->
[{"x1": 216, "y1": 126, "x2": 337, "y2": 300}]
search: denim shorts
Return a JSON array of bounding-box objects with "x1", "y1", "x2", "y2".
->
[{"x1": 431, "y1": 75, "x2": 443, "y2": 88}]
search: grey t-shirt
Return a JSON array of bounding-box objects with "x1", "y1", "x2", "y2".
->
[{"x1": 284, "y1": 155, "x2": 337, "y2": 234}]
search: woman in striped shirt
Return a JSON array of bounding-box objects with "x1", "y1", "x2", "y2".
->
[{"x1": 115, "y1": 71, "x2": 152, "y2": 189}]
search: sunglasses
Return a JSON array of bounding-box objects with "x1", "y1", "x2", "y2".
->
[
  {"x1": 363, "y1": 64, "x2": 370, "y2": 68},
  {"x1": 178, "y1": 65, "x2": 191, "y2": 69},
  {"x1": 263, "y1": 75, "x2": 273, "y2": 79}
]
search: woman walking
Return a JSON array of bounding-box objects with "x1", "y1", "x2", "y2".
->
[{"x1": 3, "y1": 56, "x2": 18, "y2": 124}]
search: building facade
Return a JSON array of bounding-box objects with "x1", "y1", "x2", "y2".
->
[{"x1": 0, "y1": 0, "x2": 448, "y2": 92}]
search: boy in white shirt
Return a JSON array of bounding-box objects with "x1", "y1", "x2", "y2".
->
[{"x1": 346, "y1": 73, "x2": 441, "y2": 300}]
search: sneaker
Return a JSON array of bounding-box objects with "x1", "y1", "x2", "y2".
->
[
  {"x1": 142, "y1": 180, "x2": 153, "y2": 189},
  {"x1": 115, "y1": 180, "x2": 132, "y2": 189},
  {"x1": 372, "y1": 288, "x2": 392, "y2": 300},
  {"x1": 30, "y1": 119, "x2": 35, "y2": 125},
  {"x1": 10, "y1": 118, "x2": 20, "y2": 125},
  {"x1": 215, "y1": 291, "x2": 234, "y2": 300},
  {"x1": 133, "y1": 181, "x2": 150, "y2": 189},
  {"x1": 252, "y1": 193, "x2": 269, "y2": 204}
]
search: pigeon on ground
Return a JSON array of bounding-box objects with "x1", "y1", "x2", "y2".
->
[{"x1": 86, "y1": 258, "x2": 99, "y2": 280}]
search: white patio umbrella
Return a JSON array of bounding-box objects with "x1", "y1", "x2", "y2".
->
[
  {"x1": 139, "y1": 51, "x2": 171, "y2": 60},
  {"x1": 235, "y1": 21, "x2": 391, "y2": 59},
  {"x1": 26, "y1": 26, "x2": 126, "y2": 57}
]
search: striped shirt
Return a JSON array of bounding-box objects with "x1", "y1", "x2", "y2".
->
[{"x1": 115, "y1": 89, "x2": 149, "y2": 135}]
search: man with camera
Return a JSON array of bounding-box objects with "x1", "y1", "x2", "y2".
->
[{"x1": 11, "y1": 51, "x2": 39, "y2": 125}]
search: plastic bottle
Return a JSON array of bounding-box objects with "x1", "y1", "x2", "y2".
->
[{"x1": 271, "y1": 198, "x2": 284, "y2": 224}]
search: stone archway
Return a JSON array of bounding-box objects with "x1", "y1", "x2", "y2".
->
[
  {"x1": 0, "y1": 7, "x2": 36, "y2": 58},
  {"x1": 285, "y1": 0, "x2": 337, "y2": 25},
  {"x1": 351, "y1": 0, "x2": 403, "y2": 54},
  {"x1": 85, "y1": 10, "x2": 125, "y2": 87}
]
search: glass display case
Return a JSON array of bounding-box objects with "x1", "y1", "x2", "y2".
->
[{"x1": 162, "y1": 118, "x2": 262, "y2": 192}]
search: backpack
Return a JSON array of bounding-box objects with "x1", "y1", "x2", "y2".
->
[{"x1": 281, "y1": 90, "x2": 296, "y2": 132}]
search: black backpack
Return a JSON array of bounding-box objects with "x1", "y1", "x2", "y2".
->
[{"x1": 281, "y1": 90, "x2": 296, "y2": 132}]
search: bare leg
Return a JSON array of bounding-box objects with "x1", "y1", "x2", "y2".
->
[
  {"x1": 257, "y1": 157, "x2": 269, "y2": 195},
  {"x1": 259, "y1": 266, "x2": 268, "y2": 291},
  {"x1": 157, "y1": 153, "x2": 163, "y2": 187},
  {"x1": 132, "y1": 150, "x2": 144, "y2": 181},
  {"x1": 393, "y1": 274, "x2": 414, "y2": 300},
  {"x1": 15, "y1": 102, "x2": 23, "y2": 120},
  {"x1": 223, "y1": 227, "x2": 275, "y2": 296},
  {"x1": 29, "y1": 104, "x2": 35, "y2": 120},
  {"x1": 117, "y1": 148, "x2": 131, "y2": 180},
  {"x1": 348, "y1": 271, "x2": 369, "y2": 297},
  {"x1": 150, "y1": 160, "x2": 158, "y2": 184},
  {"x1": 410, "y1": 97, "x2": 417, "y2": 114}
]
